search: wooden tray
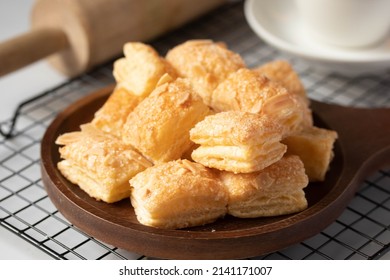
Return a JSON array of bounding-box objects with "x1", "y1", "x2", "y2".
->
[{"x1": 40, "y1": 85, "x2": 390, "y2": 259}]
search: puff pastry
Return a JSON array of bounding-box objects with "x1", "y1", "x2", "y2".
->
[
  {"x1": 54, "y1": 39, "x2": 335, "y2": 229},
  {"x1": 166, "y1": 39, "x2": 245, "y2": 106},
  {"x1": 220, "y1": 155, "x2": 308, "y2": 218},
  {"x1": 130, "y1": 159, "x2": 228, "y2": 229},
  {"x1": 91, "y1": 86, "x2": 141, "y2": 138},
  {"x1": 211, "y1": 68, "x2": 312, "y2": 136},
  {"x1": 56, "y1": 124, "x2": 152, "y2": 203},
  {"x1": 282, "y1": 126, "x2": 338, "y2": 182},
  {"x1": 254, "y1": 60, "x2": 309, "y2": 105},
  {"x1": 113, "y1": 42, "x2": 177, "y2": 97},
  {"x1": 190, "y1": 111, "x2": 286, "y2": 173},
  {"x1": 122, "y1": 78, "x2": 210, "y2": 163}
]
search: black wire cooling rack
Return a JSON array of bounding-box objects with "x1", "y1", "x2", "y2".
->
[{"x1": 1, "y1": 1, "x2": 389, "y2": 260}]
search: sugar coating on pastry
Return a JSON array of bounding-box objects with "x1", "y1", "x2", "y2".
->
[
  {"x1": 190, "y1": 111, "x2": 287, "y2": 173},
  {"x1": 211, "y1": 68, "x2": 312, "y2": 136},
  {"x1": 122, "y1": 78, "x2": 210, "y2": 163},
  {"x1": 113, "y1": 42, "x2": 177, "y2": 97},
  {"x1": 166, "y1": 39, "x2": 245, "y2": 106},
  {"x1": 130, "y1": 159, "x2": 228, "y2": 229},
  {"x1": 56, "y1": 124, "x2": 152, "y2": 203},
  {"x1": 220, "y1": 155, "x2": 308, "y2": 218},
  {"x1": 91, "y1": 86, "x2": 141, "y2": 138},
  {"x1": 282, "y1": 126, "x2": 338, "y2": 182},
  {"x1": 254, "y1": 60, "x2": 309, "y2": 105},
  {"x1": 54, "y1": 39, "x2": 338, "y2": 229},
  {"x1": 261, "y1": 89, "x2": 313, "y2": 134}
]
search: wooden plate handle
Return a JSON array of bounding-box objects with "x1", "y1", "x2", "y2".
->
[{"x1": 311, "y1": 100, "x2": 390, "y2": 179}]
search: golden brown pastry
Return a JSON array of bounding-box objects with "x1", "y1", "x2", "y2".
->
[
  {"x1": 91, "y1": 86, "x2": 141, "y2": 138},
  {"x1": 166, "y1": 39, "x2": 245, "y2": 106},
  {"x1": 282, "y1": 126, "x2": 338, "y2": 182},
  {"x1": 254, "y1": 60, "x2": 309, "y2": 105},
  {"x1": 211, "y1": 68, "x2": 312, "y2": 136},
  {"x1": 56, "y1": 124, "x2": 152, "y2": 203},
  {"x1": 220, "y1": 155, "x2": 309, "y2": 218},
  {"x1": 190, "y1": 111, "x2": 286, "y2": 173},
  {"x1": 130, "y1": 159, "x2": 228, "y2": 229},
  {"x1": 54, "y1": 39, "x2": 338, "y2": 230},
  {"x1": 122, "y1": 77, "x2": 210, "y2": 163},
  {"x1": 113, "y1": 42, "x2": 177, "y2": 97}
]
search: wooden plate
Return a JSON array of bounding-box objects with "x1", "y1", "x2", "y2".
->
[{"x1": 40, "y1": 85, "x2": 390, "y2": 259}]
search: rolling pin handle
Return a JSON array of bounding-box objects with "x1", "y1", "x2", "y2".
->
[{"x1": 0, "y1": 28, "x2": 69, "y2": 77}]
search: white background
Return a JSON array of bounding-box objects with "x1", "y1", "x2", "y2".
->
[
  {"x1": 0, "y1": 0, "x2": 67, "y2": 122},
  {"x1": 0, "y1": 0, "x2": 65, "y2": 259}
]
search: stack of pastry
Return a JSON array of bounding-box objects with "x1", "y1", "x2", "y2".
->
[{"x1": 55, "y1": 40, "x2": 338, "y2": 229}]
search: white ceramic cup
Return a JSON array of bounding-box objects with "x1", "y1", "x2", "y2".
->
[{"x1": 295, "y1": 0, "x2": 390, "y2": 48}]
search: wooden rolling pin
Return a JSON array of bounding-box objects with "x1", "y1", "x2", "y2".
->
[{"x1": 0, "y1": 0, "x2": 225, "y2": 77}]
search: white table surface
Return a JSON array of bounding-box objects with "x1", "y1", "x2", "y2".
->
[
  {"x1": 0, "y1": 0, "x2": 66, "y2": 259},
  {"x1": 0, "y1": 226, "x2": 53, "y2": 260}
]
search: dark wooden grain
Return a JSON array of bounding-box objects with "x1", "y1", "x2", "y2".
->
[{"x1": 40, "y1": 85, "x2": 390, "y2": 259}]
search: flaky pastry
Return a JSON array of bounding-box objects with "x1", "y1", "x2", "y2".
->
[
  {"x1": 166, "y1": 39, "x2": 245, "y2": 106},
  {"x1": 56, "y1": 124, "x2": 152, "y2": 203},
  {"x1": 254, "y1": 60, "x2": 309, "y2": 105},
  {"x1": 211, "y1": 68, "x2": 312, "y2": 136},
  {"x1": 220, "y1": 155, "x2": 308, "y2": 218},
  {"x1": 282, "y1": 126, "x2": 338, "y2": 182},
  {"x1": 113, "y1": 42, "x2": 177, "y2": 97},
  {"x1": 91, "y1": 86, "x2": 141, "y2": 138},
  {"x1": 190, "y1": 111, "x2": 286, "y2": 173},
  {"x1": 122, "y1": 77, "x2": 210, "y2": 163},
  {"x1": 54, "y1": 39, "x2": 337, "y2": 230},
  {"x1": 130, "y1": 159, "x2": 228, "y2": 229}
]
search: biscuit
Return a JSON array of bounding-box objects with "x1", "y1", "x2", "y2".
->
[
  {"x1": 254, "y1": 60, "x2": 309, "y2": 104},
  {"x1": 122, "y1": 78, "x2": 210, "y2": 163},
  {"x1": 282, "y1": 126, "x2": 338, "y2": 181},
  {"x1": 113, "y1": 42, "x2": 177, "y2": 97},
  {"x1": 56, "y1": 124, "x2": 152, "y2": 203},
  {"x1": 166, "y1": 39, "x2": 245, "y2": 106},
  {"x1": 130, "y1": 159, "x2": 228, "y2": 229},
  {"x1": 91, "y1": 86, "x2": 141, "y2": 138},
  {"x1": 211, "y1": 68, "x2": 312, "y2": 136},
  {"x1": 190, "y1": 111, "x2": 286, "y2": 173},
  {"x1": 220, "y1": 155, "x2": 308, "y2": 218}
]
